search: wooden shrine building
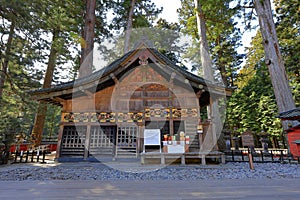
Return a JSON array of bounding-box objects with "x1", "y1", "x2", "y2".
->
[{"x1": 30, "y1": 43, "x2": 230, "y2": 161}]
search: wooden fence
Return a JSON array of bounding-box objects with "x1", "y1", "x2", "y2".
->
[
  {"x1": 11, "y1": 150, "x2": 48, "y2": 164},
  {"x1": 225, "y1": 149, "x2": 300, "y2": 164}
]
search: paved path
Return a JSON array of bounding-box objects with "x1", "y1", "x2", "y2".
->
[{"x1": 1, "y1": 179, "x2": 299, "y2": 200}]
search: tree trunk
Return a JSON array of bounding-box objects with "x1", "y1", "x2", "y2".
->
[
  {"x1": 254, "y1": 0, "x2": 297, "y2": 129},
  {"x1": 0, "y1": 20, "x2": 15, "y2": 98},
  {"x1": 79, "y1": 0, "x2": 96, "y2": 78},
  {"x1": 31, "y1": 30, "x2": 59, "y2": 146},
  {"x1": 124, "y1": 0, "x2": 136, "y2": 53},
  {"x1": 194, "y1": 0, "x2": 225, "y2": 151},
  {"x1": 194, "y1": 0, "x2": 214, "y2": 82}
]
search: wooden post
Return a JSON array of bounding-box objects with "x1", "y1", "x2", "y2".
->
[
  {"x1": 221, "y1": 154, "x2": 225, "y2": 164},
  {"x1": 248, "y1": 148, "x2": 255, "y2": 170},
  {"x1": 25, "y1": 151, "x2": 29, "y2": 163},
  {"x1": 201, "y1": 154, "x2": 206, "y2": 165},
  {"x1": 181, "y1": 154, "x2": 185, "y2": 165},
  {"x1": 37, "y1": 150, "x2": 40, "y2": 162},
  {"x1": 84, "y1": 124, "x2": 91, "y2": 160},
  {"x1": 41, "y1": 150, "x2": 46, "y2": 163},
  {"x1": 14, "y1": 151, "x2": 17, "y2": 163},
  {"x1": 31, "y1": 150, "x2": 34, "y2": 162},
  {"x1": 55, "y1": 124, "x2": 64, "y2": 159},
  {"x1": 161, "y1": 154, "x2": 165, "y2": 165},
  {"x1": 20, "y1": 151, "x2": 23, "y2": 163}
]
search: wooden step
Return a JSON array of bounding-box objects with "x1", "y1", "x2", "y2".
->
[
  {"x1": 185, "y1": 120, "x2": 199, "y2": 149},
  {"x1": 89, "y1": 147, "x2": 114, "y2": 156},
  {"x1": 116, "y1": 147, "x2": 137, "y2": 158},
  {"x1": 60, "y1": 147, "x2": 84, "y2": 157}
]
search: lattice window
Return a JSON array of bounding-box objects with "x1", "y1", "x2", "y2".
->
[
  {"x1": 117, "y1": 126, "x2": 137, "y2": 148},
  {"x1": 61, "y1": 126, "x2": 86, "y2": 148},
  {"x1": 90, "y1": 126, "x2": 116, "y2": 148}
]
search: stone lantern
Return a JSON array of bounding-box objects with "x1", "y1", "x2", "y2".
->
[
  {"x1": 232, "y1": 127, "x2": 240, "y2": 151},
  {"x1": 222, "y1": 126, "x2": 232, "y2": 151},
  {"x1": 258, "y1": 130, "x2": 269, "y2": 153}
]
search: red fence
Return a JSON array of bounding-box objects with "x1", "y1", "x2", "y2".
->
[{"x1": 9, "y1": 143, "x2": 57, "y2": 152}]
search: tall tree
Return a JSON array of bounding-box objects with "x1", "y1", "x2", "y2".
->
[
  {"x1": 193, "y1": 0, "x2": 225, "y2": 151},
  {"x1": 31, "y1": 0, "x2": 84, "y2": 146},
  {"x1": 0, "y1": 20, "x2": 14, "y2": 98},
  {"x1": 0, "y1": 0, "x2": 45, "y2": 144},
  {"x1": 31, "y1": 30, "x2": 60, "y2": 146},
  {"x1": 193, "y1": 0, "x2": 214, "y2": 81},
  {"x1": 79, "y1": 0, "x2": 96, "y2": 78},
  {"x1": 274, "y1": 0, "x2": 300, "y2": 107},
  {"x1": 124, "y1": 0, "x2": 136, "y2": 53},
  {"x1": 254, "y1": 0, "x2": 296, "y2": 129},
  {"x1": 178, "y1": 0, "x2": 243, "y2": 88}
]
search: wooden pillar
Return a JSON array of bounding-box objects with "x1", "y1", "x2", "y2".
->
[
  {"x1": 55, "y1": 124, "x2": 64, "y2": 159},
  {"x1": 169, "y1": 72, "x2": 175, "y2": 136},
  {"x1": 209, "y1": 96, "x2": 218, "y2": 150},
  {"x1": 137, "y1": 125, "x2": 142, "y2": 156},
  {"x1": 201, "y1": 154, "x2": 206, "y2": 165},
  {"x1": 114, "y1": 125, "x2": 118, "y2": 159},
  {"x1": 84, "y1": 124, "x2": 91, "y2": 159},
  {"x1": 197, "y1": 89, "x2": 203, "y2": 151},
  {"x1": 170, "y1": 117, "x2": 174, "y2": 136}
]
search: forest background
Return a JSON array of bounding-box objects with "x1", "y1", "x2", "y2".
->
[{"x1": 0, "y1": 0, "x2": 299, "y2": 148}]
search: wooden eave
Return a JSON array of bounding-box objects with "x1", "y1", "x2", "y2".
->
[{"x1": 278, "y1": 107, "x2": 300, "y2": 121}]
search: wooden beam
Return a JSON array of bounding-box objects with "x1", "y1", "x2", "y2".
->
[
  {"x1": 196, "y1": 89, "x2": 205, "y2": 98},
  {"x1": 53, "y1": 97, "x2": 66, "y2": 103},
  {"x1": 110, "y1": 73, "x2": 119, "y2": 84},
  {"x1": 82, "y1": 89, "x2": 94, "y2": 98}
]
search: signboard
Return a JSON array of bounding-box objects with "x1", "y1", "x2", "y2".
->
[
  {"x1": 167, "y1": 144, "x2": 185, "y2": 153},
  {"x1": 144, "y1": 129, "x2": 161, "y2": 145},
  {"x1": 242, "y1": 131, "x2": 255, "y2": 147}
]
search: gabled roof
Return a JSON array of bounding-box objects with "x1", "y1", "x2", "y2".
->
[
  {"x1": 278, "y1": 107, "x2": 300, "y2": 120},
  {"x1": 29, "y1": 45, "x2": 229, "y2": 104}
]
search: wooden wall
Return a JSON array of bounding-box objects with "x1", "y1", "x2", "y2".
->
[{"x1": 63, "y1": 65, "x2": 200, "y2": 114}]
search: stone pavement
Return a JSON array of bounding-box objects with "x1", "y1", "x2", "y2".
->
[{"x1": 1, "y1": 178, "x2": 300, "y2": 200}]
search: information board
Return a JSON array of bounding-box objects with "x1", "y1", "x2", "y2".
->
[
  {"x1": 144, "y1": 129, "x2": 161, "y2": 145},
  {"x1": 242, "y1": 131, "x2": 255, "y2": 147}
]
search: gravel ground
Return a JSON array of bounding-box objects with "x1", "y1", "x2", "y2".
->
[{"x1": 0, "y1": 161, "x2": 299, "y2": 181}]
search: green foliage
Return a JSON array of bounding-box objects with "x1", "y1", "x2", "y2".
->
[
  {"x1": 0, "y1": 0, "x2": 80, "y2": 144},
  {"x1": 227, "y1": 62, "x2": 282, "y2": 137},
  {"x1": 177, "y1": 0, "x2": 244, "y2": 87},
  {"x1": 274, "y1": 0, "x2": 300, "y2": 106},
  {"x1": 110, "y1": 0, "x2": 162, "y2": 31},
  {"x1": 226, "y1": 0, "x2": 299, "y2": 143},
  {"x1": 0, "y1": 78, "x2": 38, "y2": 144}
]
